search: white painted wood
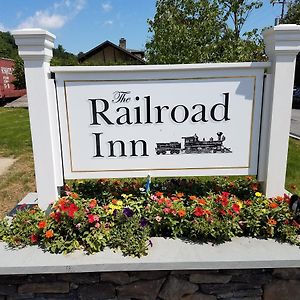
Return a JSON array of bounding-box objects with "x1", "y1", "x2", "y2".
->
[
  {"x1": 54, "y1": 66, "x2": 264, "y2": 179},
  {"x1": 261, "y1": 24, "x2": 300, "y2": 197},
  {"x1": 50, "y1": 62, "x2": 271, "y2": 73},
  {"x1": 12, "y1": 28, "x2": 63, "y2": 210}
]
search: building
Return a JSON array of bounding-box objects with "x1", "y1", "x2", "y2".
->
[
  {"x1": 0, "y1": 58, "x2": 26, "y2": 99},
  {"x1": 78, "y1": 38, "x2": 145, "y2": 65}
]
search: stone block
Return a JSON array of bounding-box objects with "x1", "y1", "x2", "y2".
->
[
  {"x1": 129, "y1": 271, "x2": 169, "y2": 281},
  {"x1": 0, "y1": 275, "x2": 27, "y2": 284},
  {"x1": 231, "y1": 272, "x2": 272, "y2": 285},
  {"x1": 273, "y1": 268, "x2": 300, "y2": 280},
  {"x1": 78, "y1": 283, "x2": 115, "y2": 300},
  {"x1": 101, "y1": 272, "x2": 131, "y2": 285},
  {"x1": 233, "y1": 288, "x2": 263, "y2": 297},
  {"x1": 200, "y1": 283, "x2": 261, "y2": 295},
  {"x1": 159, "y1": 276, "x2": 198, "y2": 300},
  {"x1": 181, "y1": 292, "x2": 217, "y2": 300},
  {"x1": 0, "y1": 284, "x2": 17, "y2": 295},
  {"x1": 27, "y1": 274, "x2": 57, "y2": 283},
  {"x1": 18, "y1": 282, "x2": 69, "y2": 294},
  {"x1": 190, "y1": 272, "x2": 232, "y2": 284},
  {"x1": 57, "y1": 273, "x2": 100, "y2": 284},
  {"x1": 264, "y1": 279, "x2": 300, "y2": 300},
  {"x1": 117, "y1": 278, "x2": 165, "y2": 300}
]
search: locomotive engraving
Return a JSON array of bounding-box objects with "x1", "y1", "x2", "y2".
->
[{"x1": 155, "y1": 132, "x2": 232, "y2": 155}]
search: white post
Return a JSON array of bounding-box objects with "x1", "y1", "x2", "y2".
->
[
  {"x1": 12, "y1": 28, "x2": 63, "y2": 210},
  {"x1": 259, "y1": 24, "x2": 300, "y2": 197}
]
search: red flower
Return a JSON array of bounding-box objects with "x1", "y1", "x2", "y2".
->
[
  {"x1": 68, "y1": 203, "x2": 78, "y2": 218},
  {"x1": 30, "y1": 234, "x2": 38, "y2": 244},
  {"x1": 194, "y1": 207, "x2": 204, "y2": 217},
  {"x1": 50, "y1": 212, "x2": 61, "y2": 222},
  {"x1": 232, "y1": 203, "x2": 240, "y2": 214},
  {"x1": 220, "y1": 209, "x2": 227, "y2": 216},
  {"x1": 244, "y1": 200, "x2": 252, "y2": 206},
  {"x1": 88, "y1": 214, "x2": 99, "y2": 223},
  {"x1": 38, "y1": 220, "x2": 47, "y2": 229},
  {"x1": 165, "y1": 199, "x2": 172, "y2": 207},
  {"x1": 269, "y1": 202, "x2": 278, "y2": 209}
]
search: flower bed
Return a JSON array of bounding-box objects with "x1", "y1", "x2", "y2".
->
[{"x1": 0, "y1": 177, "x2": 299, "y2": 257}]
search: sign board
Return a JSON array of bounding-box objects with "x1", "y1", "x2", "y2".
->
[{"x1": 54, "y1": 66, "x2": 264, "y2": 179}]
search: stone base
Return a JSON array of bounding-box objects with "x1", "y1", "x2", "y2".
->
[{"x1": 0, "y1": 268, "x2": 299, "y2": 299}]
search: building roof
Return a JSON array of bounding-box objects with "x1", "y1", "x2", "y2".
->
[{"x1": 78, "y1": 40, "x2": 145, "y2": 64}]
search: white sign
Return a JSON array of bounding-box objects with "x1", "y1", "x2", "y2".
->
[{"x1": 55, "y1": 67, "x2": 264, "y2": 179}]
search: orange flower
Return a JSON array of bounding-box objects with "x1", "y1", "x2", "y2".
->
[
  {"x1": 267, "y1": 218, "x2": 277, "y2": 226},
  {"x1": 112, "y1": 199, "x2": 118, "y2": 205},
  {"x1": 45, "y1": 229, "x2": 54, "y2": 238},
  {"x1": 155, "y1": 191, "x2": 163, "y2": 197},
  {"x1": 89, "y1": 198, "x2": 97, "y2": 208},
  {"x1": 269, "y1": 202, "x2": 278, "y2": 209},
  {"x1": 38, "y1": 220, "x2": 47, "y2": 229},
  {"x1": 70, "y1": 192, "x2": 79, "y2": 199},
  {"x1": 178, "y1": 209, "x2": 186, "y2": 218},
  {"x1": 276, "y1": 196, "x2": 284, "y2": 202},
  {"x1": 176, "y1": 192, "x2": 184, "y2": 198},
  {"x1": 189, "y1": 195, "x2": 197, "y2": 201},
  {"x1": 198, "y1": 198, "x2": 206, "y2": 206}
]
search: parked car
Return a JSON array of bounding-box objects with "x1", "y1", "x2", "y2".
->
[{"x1": 293, "y1": 87, "x2": 300, "y2": 109}]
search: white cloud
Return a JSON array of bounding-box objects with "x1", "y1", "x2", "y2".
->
[
  {"x1": 104, "y1": 20, "x2": 113, "y2": 26},
  {"x1": 18, "y1": 11, "x2": 67, "y2": 29},
  {"x1": 17, "y1": 0, "x2": 86, "y2": 30},
  {"x1": 102, "y1": 2, "x2": 112, "y2": 12}
]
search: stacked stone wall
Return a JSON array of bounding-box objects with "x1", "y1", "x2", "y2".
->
[{"x1": 0, "y1": 268, "x2": 299, "y2": 299}]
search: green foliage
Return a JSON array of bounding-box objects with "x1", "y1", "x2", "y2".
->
[
  {"x1": 0, "y1": 31, "x2": 18, "y2": 59},
  {"x1": 282, "y1": 0, "x2": 300, "y2": 24},
  {"x1": 51, "y1": 44, "x2": 79, "y2": 66},
  {"x1": 146, "y1": 0, "x2": 265, "y2": 63},
  {"x1": 12, "y1": 57, "x2": 26, "y2": 89},
  {"x1": 1, "y1": 177, "x2": 300, "y2": 257}
]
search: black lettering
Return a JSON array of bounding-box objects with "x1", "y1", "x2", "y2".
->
[
  {"x1": 210, "y1": 93, "x2": 230, "y2": 121},
  {"x1": 93, "y1": 132, "x2": 104, "y2": 157},
  {"x1": 134, "y1": 106, "x2": 142, "y2": 124},
  {"x1": 191, "y1": 104, "x2": 208, "y2": 122},
  {"x1": 130, "y1": 140, "x2": 149, "y2": 157},
  {"x1": 89, "y1": 98, "x2": 114, "y2": 125},
  {"x1": 171, "y1": 105, "x2": 189, "y2": 123},
  {"x1": 155, "y1": 105, "x2": 169, "y2": 123},
  {"x1": 116, "y1": 107, "x2": 133, "y2": 125},
  {"x1": 108, "y1": 140, "x2": 127, "y2": 157},
  {"x1": 144, "y1": 96, "x2": 152, "y2": 124}
]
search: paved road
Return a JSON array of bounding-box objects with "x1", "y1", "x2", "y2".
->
[{"x1": 290, "y1": 109, "x2": 300, "y2": 137}]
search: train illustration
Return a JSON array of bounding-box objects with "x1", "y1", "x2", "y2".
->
[{"x1": 155, "y1": 132, "x2": 232, "y2": 155}]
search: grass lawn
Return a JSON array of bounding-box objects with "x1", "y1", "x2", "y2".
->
[{"x1": 0, "y1": 107, "x2": 299, "y2": 217}]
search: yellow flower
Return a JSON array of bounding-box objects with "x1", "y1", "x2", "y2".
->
[
  {"x1": 237, "y1": 200, "x2": 243, "y2": 208},
  {"x1": 116, "y1": 200, "x2": 123, "y2": 206},
  {"x1": 255, "y1": 192, "x2": 262, "y2": 197}
]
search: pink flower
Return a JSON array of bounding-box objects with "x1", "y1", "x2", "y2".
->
[
  {"x1": 76, "y1": 223, "x2": 81, "y2": 229},
  {"x1": 163, "y1": 208, "x2": 171, "y2": 214},
  {"x1": 95, "y1": 222, "x2": 100, "y2": 228}
]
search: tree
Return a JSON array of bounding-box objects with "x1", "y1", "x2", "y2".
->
[
  {"x1": 12, "y1": 57, "x2": 26, "y2": 89},
  {"x1": 282, "y1": 0, "x2": 300, "y2": 24},
  {"x1": 51, "y1": 44, "x2": 78, "y2": 66},
  {"x1": 220, "y1": 0, "x2": 262, "y2": 39},
  {"x1": 0, "y1": 31, "x2": 18, "y2": 59},
  {"x1": 146, "y1": 0, "x2": 226, "y2": 64},
  {"x1": 146, "y1": 0, "x2": 265, "y2": 64}
]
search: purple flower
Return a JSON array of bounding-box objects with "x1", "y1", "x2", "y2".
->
[
  {"x1": 123, "y1": 207, "x2": 134, "y2": 217},
  {"x1": 140, "y1": 217, "x2": 148, "y2": 227}
]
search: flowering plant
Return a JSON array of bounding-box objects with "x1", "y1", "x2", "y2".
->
[{"x1": 0, "y1": 177, "x2": 299, "y2": 257}]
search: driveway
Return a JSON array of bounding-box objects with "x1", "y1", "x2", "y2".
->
[{"x1": 290, "y1": 109, "x2": 300, "y2": 137}]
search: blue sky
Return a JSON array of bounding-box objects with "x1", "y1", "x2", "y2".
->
[{"x1": 1, "y1": 0, "x2": 283, "y2": 55}]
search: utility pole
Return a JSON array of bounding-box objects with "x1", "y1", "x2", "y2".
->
[{"x1": 273, "y1": 0, "x2": 288, "y2": 24}]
